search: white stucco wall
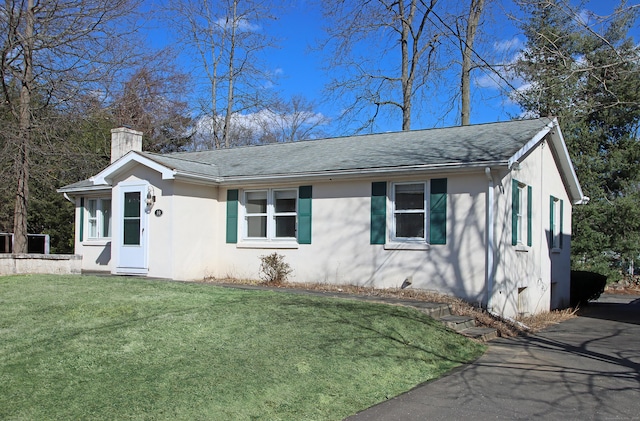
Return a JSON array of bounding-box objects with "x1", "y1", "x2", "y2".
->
[
  {"x1": 165, "y1": 181, "x2": 218, "y2": 280},
  {"x1": 492, "y1": 136, "x2": 572, "y2": 317},
  {"x1": 214, "y1": 173, "x2": 489, "y2": 304},
  {"x1": 96, "y1": 169, "x2": 219, "y2": 280},
  {"x1": 70, "y1": 139, "x2": 574, "y2": 319}
]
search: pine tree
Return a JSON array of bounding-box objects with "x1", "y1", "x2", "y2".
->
[{"x1": 514, "y1": 0, "x2": 640, "y2": 279}]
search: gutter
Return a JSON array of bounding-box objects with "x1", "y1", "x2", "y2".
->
[
  {"x1": 218, "y1": 160, "x2": 510, "y2": 186},
  {"x1": 57, "y1": 185, "x2": 112, "y2": 194},
  {"x1": 485, "y1": 167, "x2": 495, "y2": 312}
]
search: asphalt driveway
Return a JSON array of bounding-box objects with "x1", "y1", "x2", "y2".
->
[{"x1": 347, "y1": 294, "x2": 640, "y2": 420}]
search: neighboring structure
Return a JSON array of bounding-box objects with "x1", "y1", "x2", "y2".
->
[{"x1": 58, "y1": 119, "x2": 587, "y2": 318}]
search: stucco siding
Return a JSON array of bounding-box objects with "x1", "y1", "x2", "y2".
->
[
  {"x1": 214, "y1": 174, "x2": 488, "y2": 304},
  {"x1": 168, "y1": 181, "x2": 218, "y2": 280},
  {"x1": 492, "y1": 136, "x2": 572, "y2": 318}
]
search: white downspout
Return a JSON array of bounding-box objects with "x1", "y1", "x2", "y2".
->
[{"x1": 485, "y1": 167, "x2": 495, "y2": 312}]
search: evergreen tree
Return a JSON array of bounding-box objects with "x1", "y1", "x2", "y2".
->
[{"x1": 514, "y1": 0, "x2": 640, "y2": 279}]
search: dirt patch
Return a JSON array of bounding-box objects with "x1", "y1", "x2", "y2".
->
[{"x1": 203, "y1": 278, "x2": 577, "y2": 338}]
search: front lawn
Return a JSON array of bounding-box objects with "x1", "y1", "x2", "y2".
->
[{"x1": 0, "y1": 275, "x2": 484, "y2": 420}]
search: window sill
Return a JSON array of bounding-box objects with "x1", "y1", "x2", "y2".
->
[
  {"x1": 237, "y1": 242, "x2": 299, "y2": 249},
  {"x1": 82, "y1": 240, "x2": 112, "y2": 246},
  {"x1": 515, "y1": 245, "x2": 530, "y2": 253},
  {"x1": 384, "y1": 242, "x2": 430, "y2": 251},
  {"x1": 551, "y1": 248, "x2": 562, "y2": 254}
]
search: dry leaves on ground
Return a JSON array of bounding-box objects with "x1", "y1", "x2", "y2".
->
[{"x1": 203, "y1": 278, "x2": 578, "y2": 337}]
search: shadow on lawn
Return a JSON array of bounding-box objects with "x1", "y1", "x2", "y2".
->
[
  {"x1": 276, "y1": 295, "x2": 480, "y2": 366},
  {"x1": 348, "y1": 294, "x2": 640, "y2": 420}
]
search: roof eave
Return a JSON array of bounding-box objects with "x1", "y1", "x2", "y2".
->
[
  {"x1": 56, "y1": 184, "x2": 111, "y2": 194},
  {"x1": 92, "y1": 151, "x2": 177, "y2": 185},
  {"x1": 218, "y1": 161, "x2": 509, "y2": 186},
  {"x1": 548, "y1": 119, "x2": 586, "y2": 204},
  {"x1": 508, "y1": 117, "x2": 586, "y2": 204},
  {"x1": 173, "y1": 171, "x2": 223, "y2": 185}
]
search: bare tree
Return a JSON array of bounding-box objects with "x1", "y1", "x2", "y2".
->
[
  {"x1": 112, "y1": 57, "x2": 194, "y2": 153},
  {"x1": 458, "y1": 0, "x2": 486, "y2": 125},
  {"x1": 256, "y1": 96, "x2": 330, "y2": 143},
  {"x1": 164, "y1": 0, "x2": 279, "y2": 149},
  {"x1": 0, "y1": 0, "x2": 140, "y2": 253},
  {"x1": 319, "y1": 0, "x2": 443, "y2": 132}
]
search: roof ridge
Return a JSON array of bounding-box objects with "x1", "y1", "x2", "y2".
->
[{"x1": 155, "y1": 117, "x2": 551, "y2": 157}]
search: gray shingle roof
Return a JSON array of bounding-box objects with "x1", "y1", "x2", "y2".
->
[
  {"x1": 59, "y1": 118, "x2": 555, "y2": 192},
  {"x1": 142, "y1": 118, "x2": 553, "y2": 179}
]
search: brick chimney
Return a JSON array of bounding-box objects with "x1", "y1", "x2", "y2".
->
[{"x1": 111, "y1": 127, "x2": 143, "y2": 163}]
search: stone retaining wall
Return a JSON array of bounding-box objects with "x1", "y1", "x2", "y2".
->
[{"x1": 0, "y1": 254, "x2": 82, "y2": 276}]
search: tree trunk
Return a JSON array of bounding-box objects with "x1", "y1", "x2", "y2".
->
[
  {"x1": 13, "y1": 0, "x2": 35, "y2": 254},
  {"x1": 461, "y1": 0, "x2": 485, "y2": 126},
  {"x1": 400, "y1": 1, "x2": 412, "y2": 131},
  {"x1": 223, "y1": 0, "x2": 238, "y2": 149}
]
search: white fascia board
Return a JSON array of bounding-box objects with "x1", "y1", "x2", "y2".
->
[
  {"x1": 508, "y1": 118, "x2": 585, "y2": 204},
  {"x1": 91, "y1": 151, "x2": 177, "y2": 185},
  {"x1": 173, "y1": 171, "x2": 224, "y2": 185},
  {"x1": 508, "y1": 120, "x2": 553, "y2": 169},
  {"x1": 218, "y1": 161, "x2": 509, "y2": 187},
  {"x1": 547, "y1": 119, "x2": 586, "y2": 204},
  {"x1": 56, "y1": 185, "x2": 111, "y2": 194}
]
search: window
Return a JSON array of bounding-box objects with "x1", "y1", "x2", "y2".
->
[
  {"x1": 86, "y1": 198, "x2": 112, "y2": 239},
  {"x1": 512, "y1": 180, "x2": 532, "y2": 247},
  {"x1": 370, "y1": 179, "x2": 447, "y2": 246},
  {"x1": 244, "y1": 189, "x2": 298, "y2": 240},
  {"x1": 227, "y1": 187, "x2": 312, "y2": 245},
  {"x1": 516, "y1": 184, "x2": 526, "y2": 243},
  {"x1": 392, "y1": 183, "x2": 426, "y2": 241},
  {"x1": 550, "y1": 196, "x2": 563, "y2": 250}
]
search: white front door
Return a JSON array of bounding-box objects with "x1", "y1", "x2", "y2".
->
[{"x1": 116, "y1": 184, "x2": 148, "y2": 274}]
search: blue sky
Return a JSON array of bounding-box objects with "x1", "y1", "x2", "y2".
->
[{"x1": 144, "y1": 0, "x2": 639, "y2": 136}]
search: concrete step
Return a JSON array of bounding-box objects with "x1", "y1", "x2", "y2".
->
[
  {"x1": 438, "y1": 314, "x2": 477, "y2": 331},
  {"x1": 407, "y1": 301, "x2": 452, "y2": 319},
  {"x1": 459, "y1": 326, "x2": 499, "y2": 341}
]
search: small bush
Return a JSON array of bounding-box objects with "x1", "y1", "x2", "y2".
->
[
  {"x1": 570, "y1": 270, "x2": 607, "y2": 307},
  {"x1": 259, "y1": 252, "x2": 292, "y2": 285}
]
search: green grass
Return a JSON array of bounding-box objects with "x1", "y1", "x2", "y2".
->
[{"x1": 0, "y1": 275, "x2": 485, "y2": 420}]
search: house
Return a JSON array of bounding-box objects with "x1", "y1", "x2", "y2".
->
[{"x1": 58, "y1": 117, "x2": 587, "y2": 319}]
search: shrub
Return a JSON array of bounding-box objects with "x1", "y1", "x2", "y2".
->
[
  {"x1": 570, "y1": 270, "x2": 607, "y2": 307},
  {"x1": 259, "y1": 252, "x2": 292, "y2": 285}
]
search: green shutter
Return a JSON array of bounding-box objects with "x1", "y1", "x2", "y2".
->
[
  {"x1": 527, "y1": 185, "x2": 533, "y2": 247},
  {"x1": 298, "y1": 186, "x2": 312, "y2": 244},
  {"x1": 430, "y1": 178, "x2": 447, "y2": 245},
  {"x1": 511, "y1": 179, "x2": 519, "y2": 246},
  {"x1": 226, "y1": 189, "x2": 238, "y2": 244},
  {"x1": 559, "y1": 199, "x2": 564, "y2": 249},
  {"x1": 79, "y1": 197, "x2": 84, "y2": 242},
  {"x1": 549, "y1": 196, "x2": 555, "y2": 248},
  {"x1": 370, "y1": 182, "x2": 386, "y2": 244}
]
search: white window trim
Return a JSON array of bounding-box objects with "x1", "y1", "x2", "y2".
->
[
  {"x1": 241, "y1": 188, "x2": 299, "y2": 244},
  {"x1": 85, "y1": 197, "x2": 112, "y2": 241},
  {"x1": 389, "y1": 181, "x2": 429, "y2": 244},
  {"x1": 551, "y1": 196, "x2": 562, "y2": 252},
  {"x1": 516, "y1": 182, "x2": 529, "y2": 247}
]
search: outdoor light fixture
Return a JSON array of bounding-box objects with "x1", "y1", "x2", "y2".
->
[{"x1": 146, "y1": 186, "x2": 156, "y2": 207}]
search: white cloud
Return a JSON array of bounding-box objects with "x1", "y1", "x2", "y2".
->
[
  {"x1": 475, "y1": 74, "x2": 502, "y2": 89},
  {"x1": 214, "y1": 17, "x2": 261, "y2": 32},
  {"x1": 493, "y1": 37, "x2": 523, "y2": 53},
  {"x1": 194, "y1": 107, "x2": 328, "y2": 142}
]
